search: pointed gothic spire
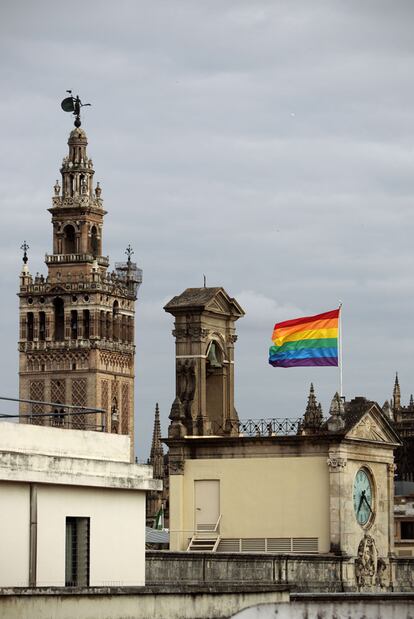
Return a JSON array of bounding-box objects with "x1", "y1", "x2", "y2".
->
[
  {"x1": 300, "y1": 383, "x2": 323, "y2": 434},
  {"x1": 149, "y1": 403, "x2": 163, "y2": 479},
  {"x1": 393, "y1": 372, "x2": 401, "y2": 413}
]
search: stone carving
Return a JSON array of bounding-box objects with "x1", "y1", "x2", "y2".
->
[
  {"x1": 188, "y1": 326, "x2": 209, "y2": 341},
  {"x1": 169, "y1": 458, "x2": 185, "y2": 475},
  {"x1": 176, "y1": 358, "x2": 196, "y2": 418},
  {"x1": 172, "y1": 327, "x2": 188, "y2": 340},
  {"x1": 229, "y1": 334, "x2": 238, "y2": 344},
  {"x1": 327, "y1": 392, "x2": 345, "y2": 432},
  {"x1": 348, "y1": 415, "x2": 388, "y2": 442},
  {"x1": 355, "y1": 534, "x2": 378, "y2": 589},
  {"x1": 376, "y1": 557, "x2": 389, "y2": 589},
  {"x1": 168, "y1": 396, "x2": 187, "y2": 439},
  {"x1": 327, "y1": 456, "x2": 347, "y2": 470}
]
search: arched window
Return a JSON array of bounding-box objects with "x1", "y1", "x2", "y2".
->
[
  {"x1": 100, "y1": 310, "x2": 105, "y2": 339},
  {"x1": 206, "y1": 340, "x2": 225, "y2": 430},
  {"x1": 63, "y1": 225, "x2": 76, "y2": 254},
  {"x1": 106, "y1": 312, "x2": 112, "y2": 340},
  {"x1": 54, "y1": 298, "x2": 64, "y2": 341},
  {"x1": 39, "y1": 311, "x2": 46, "y2": 341},
  {"x1": 83, "y1": 310, "x2": 90, "y2": 339},
  {"x1": 128, "y1": 316, "x2": 134, "y2": 343},
  {"x1": 90, "y1": 225, "x2": 98, "y2": 257},
  {"x1": 71, "y1": 310, "x2": 78, "y2": 340},
  {"x1": 121, "y1": 315, "x2": 127, "y2": 342},
  {"x1": 27, "y1": 312, "x2": 34, "y2": 341},
  {"x1": 113, "y1": 301, "x2": 119, "y2": 341}
]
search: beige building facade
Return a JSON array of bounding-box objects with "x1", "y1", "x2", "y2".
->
[
  {"x1": 164, "y1": 287, "x2": 401, "y2": 591},
  {"x1": 168, "y1": 408, "x2": 398, "y2": 560},
  {"x1": 0, "y1": 421, "x2": 160, "y2": 588},
  {"x1": 18, "y1": 122, "x2": 141, "y2": 457}
]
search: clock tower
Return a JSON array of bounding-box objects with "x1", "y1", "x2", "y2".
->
[{"x1": 18, "y1": 113, "x2": 141, "y2": 459}]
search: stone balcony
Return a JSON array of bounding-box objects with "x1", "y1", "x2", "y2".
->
[{"x1": 45, "y1": 253, "x2": 110, "y2": 267}]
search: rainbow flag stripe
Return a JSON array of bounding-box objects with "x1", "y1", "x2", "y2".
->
[{"x1": 269, "y1": 309, "x2": 340, "y2": 368}]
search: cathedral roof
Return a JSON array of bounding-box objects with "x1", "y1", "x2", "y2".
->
[{"x1": 164, "y1": 287, "x2": 244, "y2": 317}]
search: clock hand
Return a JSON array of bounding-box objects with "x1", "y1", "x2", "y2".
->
[
  {"x1": 357, "y1": 491, "x2": 364, "y2": 514},
  {"x1": 362, "y1": 494, "x2": 373, "y2": 513}
]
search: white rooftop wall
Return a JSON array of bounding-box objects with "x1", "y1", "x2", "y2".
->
[{"x1": 0, "y1": 421, "x2": 130, "y2": 462}]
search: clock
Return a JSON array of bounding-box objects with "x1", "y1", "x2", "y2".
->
[{"x1": 353, "y1": 468, "x2": 374, "y2": 526}]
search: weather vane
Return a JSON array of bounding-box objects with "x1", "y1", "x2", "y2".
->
[
  {"x1": 61, "y1": 90, "x2": 91, "y2": 127},
  {"x1": 21, "y1": 241, "x2": 29, "y2": 265}
]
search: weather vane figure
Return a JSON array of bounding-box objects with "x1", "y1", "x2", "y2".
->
[{"x1": 61, "y1": 90, "x2": 91, "y2": 127}]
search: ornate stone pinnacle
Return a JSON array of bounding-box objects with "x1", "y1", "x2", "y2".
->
[{"x1": 301, "y1": 383, "x2": 323, "y2": 432}]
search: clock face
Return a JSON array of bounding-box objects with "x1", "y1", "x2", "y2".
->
[{"x1": 353, "y1": 468, "x2": 374, "y2": 526}]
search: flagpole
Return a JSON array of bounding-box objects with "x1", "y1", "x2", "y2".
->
[{"x1": 338, "y1": 301, "x2": 343, "y2": 398}]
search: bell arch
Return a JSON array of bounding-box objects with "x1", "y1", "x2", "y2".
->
[{"x1": 63, "y1": 224, "x2": 76, "y2": 254}]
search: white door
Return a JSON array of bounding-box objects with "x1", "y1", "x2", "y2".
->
[{"x1": 194, "y1": 480, "x2": 220, "y2": 532}]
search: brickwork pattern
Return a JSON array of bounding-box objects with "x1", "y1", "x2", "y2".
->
[
  {"x1": 29, "y1": 380, "x2": 45, "y2": 425},
  {"x1": 121, "y1": 382, "x2": 129, "y2": 435},
  {"x1": 71, "y1": 378, "x2": 87, "y2": 429}
]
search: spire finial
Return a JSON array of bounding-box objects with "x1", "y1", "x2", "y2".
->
[
  {"x1": 61, "y1": 90, "x2": 91, "y2": 127},
  {"x1": 125, "y1": 244, "x2": 134, "y2": 264},
  {"x1": 20, "y1": 241, "x2": 29, "y2": 264}
]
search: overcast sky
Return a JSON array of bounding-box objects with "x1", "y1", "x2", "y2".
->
[{"x1": 1, "y1": 1, "x2": 414, "y2": 458}]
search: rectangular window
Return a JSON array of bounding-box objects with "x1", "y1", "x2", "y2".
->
[
  {"x1": 401, "y1": 521, "x2": 414, "y2": 540},
  {"x1": 65, "y1": 517, "x2": 90, "y2": 587}
]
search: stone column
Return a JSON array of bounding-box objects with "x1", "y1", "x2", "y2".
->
[
  {"x1": 169, "y1": 457, "x2": 185, "y2": 551},
  {"x1": 327, "y1": 453, "x2": 347, "y2": 554}
]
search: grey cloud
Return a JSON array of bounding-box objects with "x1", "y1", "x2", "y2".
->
[{"x1": 1, "y1": 1, "x2": 414, "y2": 455}]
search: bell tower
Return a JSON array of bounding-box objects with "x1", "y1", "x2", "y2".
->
[
  {"x1": 18, "y1": 102, "x2": 141, "y2": 458},
  {"x1": 164, "y1": 287, "x2": 244, "y2": 437}
]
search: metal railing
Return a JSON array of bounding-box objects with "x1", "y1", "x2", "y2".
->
[
  {"x1": 211, "y1": 418, "x2": 307, "y2": 437},
  {"x1": 0, "y1": 396, "x2": 106, "y2": 432}
]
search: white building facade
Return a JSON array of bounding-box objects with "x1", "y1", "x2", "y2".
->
[{"x1": 0, "y1": 422, "x2": 160, "y2": 588}]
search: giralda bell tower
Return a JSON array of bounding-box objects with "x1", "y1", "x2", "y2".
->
[{"x1": 18, "y1": 94, "x2": 141, "y2": 459}]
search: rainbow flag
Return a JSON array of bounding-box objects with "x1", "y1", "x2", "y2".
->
[{"x1": 269, "y1": 308, "x2": 340, "y2": 368}]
